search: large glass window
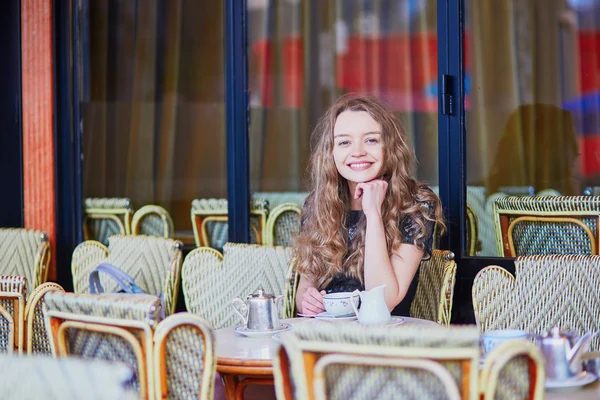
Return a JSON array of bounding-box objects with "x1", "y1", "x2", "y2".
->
[
  {"x1": 79, "y1": 0, "x2": 226, "y2": 244},
  {"x1": 464, "y1": 0, "x2": 600, "y2": 257},
  {"x1": 248, "y1": 0, "x2": 439, "y2": 245}
]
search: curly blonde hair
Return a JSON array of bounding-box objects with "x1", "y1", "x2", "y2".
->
[{"x1": 295, "y1": 95, "x2": 444, "y2": 289}]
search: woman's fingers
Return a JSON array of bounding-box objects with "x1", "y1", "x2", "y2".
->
[{"x1": 301, "y1": 287, "x2": 326, "y2": 314}]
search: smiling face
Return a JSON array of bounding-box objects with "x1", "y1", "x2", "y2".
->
[{"x1": 332, "y1": 110, "x2": 384, "y2": 191}]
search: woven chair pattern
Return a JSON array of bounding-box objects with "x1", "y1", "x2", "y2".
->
[
  {"x1": 493, "y1": 356, "x2": 530, "y2": 400},
  {"x1": 410, "y1": 250, "x2": 456, "y2": 326},
  {"x1": 492, "y1": 196, "x2": 600, "y2": 256},
  {"x1": 191, "y1": 198, "x2": 268, "y2": 250},
  {"x1": 321, "y1": 363, "x2": 461, "y2": 399},
  {"x1": 182, "y1": 243, "x2": 293, "y2": 329},
  {"x1": 0, "y1": 355, "x2": 137, "y2": 400},
  {"x1": 277, "y1": 324, "x2": 480, "y2": 400},
  {"x1": 84, "y1": 197, "x2": 133, "y2": 246},
  {"x1": 154, "y1": 314, "x2": 216, "y2": 400},
  {"x1": 252, "y1": 192, "x2": 308, "y2": 208},
  {"x1": 473, "y1": 254, "x2": 600, "y2": 351},
  {"x1": 0, "y1": 228, "x2": 50, "y2": 291},
  {"x1": 0, "y1": 276, "x2": 27, "y2": 353},
  {"x1": 264, "y1": 203, "x2": 302, "y2": 246},
  {"x1": 71, "y1": 235, "x2": 183, "y2": 316},
  {"x1": 26, "y1": 282, "x2": 65, "y2": 354},
  {"x1": 132, "y1": 205, "x2": 175, "y2": 238},
  {"x1": 45, "y1": 292, "x2": 162, "y2": 327},
  {"x1": 66, "y1": 328, "x2": 143, "y2": 393}
]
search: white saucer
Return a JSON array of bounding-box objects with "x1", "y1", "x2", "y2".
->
[
  {"x1": 234, "y1": 323, "x2": 291, "y2": 338},
  {"x1": 314, "y1": 312, "x2": 357, "y2": 321},
  {"x1": 545, "y1": 371, "x2": 598, "y2": 389},
  {"x1": 354, "y1": 316, "x2": 405, "y2": 327}
]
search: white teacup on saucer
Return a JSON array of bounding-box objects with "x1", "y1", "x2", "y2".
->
[{"x1": 322, "y1": 292, "x2": 360, "y2": 316}]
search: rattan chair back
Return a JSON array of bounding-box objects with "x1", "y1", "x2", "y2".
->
[
  {"x1": 71, "y1": 235, "x2": 183, "y2": 316},
  {"x1": 493, "y1": 196, "x2": 600, "y2": 257},
  {"x1": 84, "y1": 197, "x2": 134, "y2": 246},
  {"x1": 473, "y1": 254, "x2": 600, "y2": 351},
  {"x1": 410, "y1": 250, "x2": 456, "y2": 326},
  {"x1": 263, "y1": 203, "x2": 302, "y2": 246},
  {"x1": 0, "y1": 276, "x2": 27, "y2": 353},
  {"x1": 44, "y1": 292, "x2": 162, "y2": 399},
  {"x1": 0, "y1": 354, "x2": 137, "y2": 400},
  {"x1": 25, "y1": 282, "x2": 65, "y2": 354},
  {"x1": 153, "y1": 313, "x2": 216, "y2": 400},
  {"x1": 190, "y1": 198, "x2": 268, "y2": 250},
  {"x1": 0, "y1": 228, "x2": 50, "y2": 291},
  {"x1": 132, "y1": 205, "x2": 175, "y2": 238},
  {"x1": 275, "y1": 324, "x2": 473, "y2": 400},
  {"x1": 182, "y1": 243, "x2": 294, "y2": 329}
]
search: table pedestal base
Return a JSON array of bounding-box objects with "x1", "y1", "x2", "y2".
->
[{"x1": 221, "y1": 374, "x2": 274, "y2": 400}]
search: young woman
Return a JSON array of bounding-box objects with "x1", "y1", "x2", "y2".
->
[{"x1": 294, "y1": 95, "x2": 444, "y2": 316}]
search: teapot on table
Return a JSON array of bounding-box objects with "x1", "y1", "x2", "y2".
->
[
  {"x1": 231, "y1": 287, "x2": 284, "y2": 331},
  {"x1": 540, "y1": 326, "x2": 592, "y2": 381},
  {"x1": 351, "y1": 284, "x2": 391, "y2": 325}
]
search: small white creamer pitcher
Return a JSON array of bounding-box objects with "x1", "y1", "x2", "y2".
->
[{"x1": 351, "y1": 284, "x2": 391, "y2": 325}]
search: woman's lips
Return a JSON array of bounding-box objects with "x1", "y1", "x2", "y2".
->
[{"x1": 347, "y1": 162, "x2": 373, "y2": 171}]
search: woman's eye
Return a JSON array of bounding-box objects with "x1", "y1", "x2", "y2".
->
[
  {"x1": 338, "y1": 141, "x2": 350, "y2": 146},
  {"x1": 366, "y1": 138, "x2": 379, "y2": 144}
]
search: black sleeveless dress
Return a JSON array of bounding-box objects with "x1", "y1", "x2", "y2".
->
[{"x1": 320, "y1": 199, "x2": 436, "y2": 316}]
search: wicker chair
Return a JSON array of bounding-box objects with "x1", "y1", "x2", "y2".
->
[
  {"x1": 473, "y1": 254, "x2": 600, "y2": 351},
  {"x1": 181, "y1": 243, "x2": 295, "y2": 329},
  {"x1": 132, "y1": 205, "x2": 175, "y2": 238},
  {"x1": 273, "y1": 323, "x2": 544, "y2": 400},
  {"x1": 0, "y1": 354, "x2": 138, "y2": 400},
  {"x1": 0, "y1": 276, "x2": 27, "y2": 353},
  {"x1": 0, "y1": 228, "x2": 51, "y2": 290},
  {"x1": 492, "y1": 196, "x2": 600, "y2": 257},
  {"x1": 71, "y1": 235, "x2": 183, "y2": 316},
  {"x1": 263, "y1": 203, "x2": 302, "y2": 247},
  {"x1": 44, "y1": 292, "x2": 216, "y2": 400},
  {"x1": 410, "y1": 250, "x2": 457, "y2": 326},
  {"x1": 24, "y1": 282, "x2": 65, "y2": 354},
  {"x1": 84, "y1": 197, "x2": 134, "y2": 246},
  {"x1": 190, "y1": 198, "x2": 269, "y2": 250}
]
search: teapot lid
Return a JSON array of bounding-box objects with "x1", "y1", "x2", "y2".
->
[
  {"x1": 247, "y1": 287, "x2": 274, "y2": 300},
  {"x1": 545, "y1": 326, "x2": 576, "y2": 340}
]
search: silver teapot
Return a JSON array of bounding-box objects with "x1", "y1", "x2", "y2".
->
[
  {"x1": 540, "y1": 327, "x2": 592, "y2": 381},
  {"x1": 231, "y1": 287, "x2": 284, "y2": 331}
]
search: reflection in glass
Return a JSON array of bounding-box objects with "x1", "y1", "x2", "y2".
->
[
  {"x1": 80, "y1": 1, "x2": 226, "y2": 242},
  {"x1": 465, "y1": 0, "x2": 600, "y2": 256}
]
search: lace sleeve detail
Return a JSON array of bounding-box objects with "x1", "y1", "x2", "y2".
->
[{"x1": 400, "y1": 200, "x2": 436, "y2": 260}]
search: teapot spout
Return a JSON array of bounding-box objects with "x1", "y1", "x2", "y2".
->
[{"x1": 568, "y1": 333, "x2": 592, "y2": 368}]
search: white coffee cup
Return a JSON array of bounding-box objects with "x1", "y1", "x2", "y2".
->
[
  {"x1": 322, "y1": 292, "x2": 360, "y2": 316},
  {"x1": 482, "y1": 329, "x2": 528, "y2": 354}
]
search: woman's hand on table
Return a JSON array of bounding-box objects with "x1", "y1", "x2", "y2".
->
[{"x1": 300, "y1": 287, "x2": 326, "y2": 315}]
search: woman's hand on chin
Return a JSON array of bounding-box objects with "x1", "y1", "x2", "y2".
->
[
  {"x1": 300, "y1": 287, "x2": 326, "y2": 315},
  {"x1": 354, "y1": 179, "x2": 388, "y2": 219}
]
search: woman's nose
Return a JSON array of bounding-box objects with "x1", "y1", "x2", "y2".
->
[{"x1": 351, "y1": 141, "x2": 366, "y2": 156}]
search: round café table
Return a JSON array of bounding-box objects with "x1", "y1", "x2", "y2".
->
[{"x1": 215, "y1": 316, "x2": 439, "y2": 400}]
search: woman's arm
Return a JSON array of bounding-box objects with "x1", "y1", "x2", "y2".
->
[
  {"x1": 296, "y1": 275, "x2": 326, "y2": 315},
  {"x1": 355, "y1": 180, "x2": 424, "y2": 310}
]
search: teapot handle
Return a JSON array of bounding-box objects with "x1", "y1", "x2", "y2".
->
[
  {"x1": 231, "y1": 297, "x2": 249, "y2": 325},
  {"x1": 275, "y1": 295, "x2": 284, "y2": 317}
]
